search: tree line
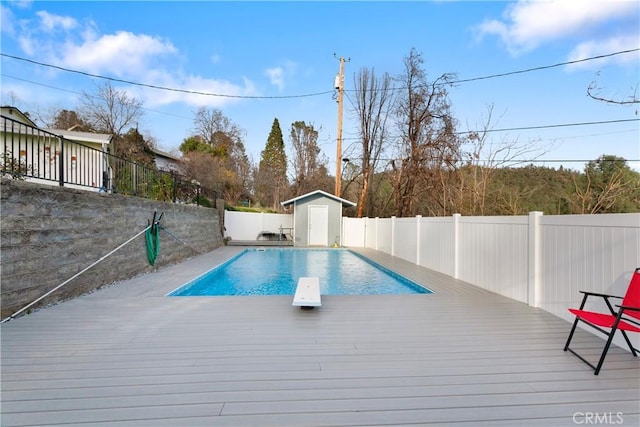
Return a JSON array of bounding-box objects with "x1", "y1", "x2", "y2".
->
[{"x1": 18, "y1": 47, "x2": 639, "y2": 216}]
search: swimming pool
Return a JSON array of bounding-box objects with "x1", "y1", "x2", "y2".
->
[{"x1": 168, "y1": 249, "x2": 432, "y2": 296}]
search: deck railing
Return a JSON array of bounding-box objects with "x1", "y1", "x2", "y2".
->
[{"x1": 1, "y1": 114, "x2": 216, "y2": 206}]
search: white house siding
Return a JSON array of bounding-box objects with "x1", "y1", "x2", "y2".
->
[{"x1": 2, "y1": 111, "x2": 110, "y2": 191}]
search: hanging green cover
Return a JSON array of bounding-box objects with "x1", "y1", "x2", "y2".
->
[{"x1": 145, "y1": 225, "x2": 160, "y2": 265}]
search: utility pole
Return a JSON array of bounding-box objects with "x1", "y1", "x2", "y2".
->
[{"x1": 334, "y1": 55, "x2": 346, "y2": 197}]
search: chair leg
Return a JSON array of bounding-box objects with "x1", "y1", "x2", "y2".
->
[
  {"x1": 619, "y1": 330, "x2": 638, "y2": 357},
  {"x1": 594, "y1": 329, "x2": 617, "y2": 375},
  {"x1": 564, "y1": 317, "x2": 580, "y2": 351}
]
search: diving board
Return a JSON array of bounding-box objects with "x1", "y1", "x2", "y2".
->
[{"x1": 292, "y1": 277, "x2": 321, "y2": 309}]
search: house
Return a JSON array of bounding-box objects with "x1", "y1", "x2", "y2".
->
[
  {"x1": 281, "y1": 190, "x2": 356, "y2": 247},
  {"x1": 151, "y1": 148, "x2": 183, "y2": 174},
  {"x1": 1, "y1": 105, "x2": 38, "y2": 127},
  {"x1": 1, "y1": 106, "x2": 113, "y2": 191}
]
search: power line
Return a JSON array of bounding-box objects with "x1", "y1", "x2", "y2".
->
[
  {"x1": 347, "y1": 156, "x2": 640, "y2": 165},
  {"x1": 451, "y1": 48, "x2": 640, "y2": 85},
  {"x1": 1, "y1": 73, "x2": 193, "y2": 120},
  {"x1": 456, "y1": 118, "x2": 639, "y2": 135},
  {"x1": 0, "y1": 53, "x2": 334, "y2": 99},
  {"x1": 343, "y1": 48, "x2": 639, "y2": 92},
  {"x1": 3, "y1": 48, "x2": 638, "y2": 99},
  {"x1": 339, "y1": 118, "x2": 639, "y2": 142}
]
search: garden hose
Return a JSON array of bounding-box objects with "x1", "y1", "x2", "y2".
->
[{"x1": 145, "y1": 211, "x2": 163, "y2": 265}]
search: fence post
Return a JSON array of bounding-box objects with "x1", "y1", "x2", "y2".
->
[
  {"x1": 528, "y1": 211, "x2": 543, "y2": 307},
  {"x1": 453, "y1": 213, "x2": 460, "y2": 279},
  {"x1": 133, "y1": 163, "x2": 138, "y2": 195},
  {"x1": 58, "y1": 136, "x2": 64, "y2": 186},
  {"x1": 415, "y1": 215, "x2": 422, "y2": 266},
  {"x1": 391, "y1": 216, "x2": 396, "y2": 257},
  {"x1": 171, "y1": 172, "x2": 177, "y2": 203},
  {"x1": 364, "y1": 217, "x2": 369, "y2": 249},
  {"x1": 374, "y1": 217, "x2": 379, "y2": 251}
]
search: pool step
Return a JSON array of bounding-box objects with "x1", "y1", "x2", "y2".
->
[{"x1": 292, "y1": 277, "x2": 321, "y2": 309}]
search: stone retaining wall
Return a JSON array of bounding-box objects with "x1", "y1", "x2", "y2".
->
[{"x1": 0, "y1": 178, "x2": 224, "y2": 319}]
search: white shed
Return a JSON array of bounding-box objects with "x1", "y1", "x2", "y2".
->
[{"x1": 281, "y1": 190, "x2": 356, "y2": 247}]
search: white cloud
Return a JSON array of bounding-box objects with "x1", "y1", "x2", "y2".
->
[
  {"x1": 5, "y1": 9, "x2": 258, "y2": 108},
  {"x1": 36, "y1": 10, "x2": 77, "y2": 31},
  {"x1": 476, "y1": 0, "x2": 638, "y2": 55},
  {"x1": 265, "y1": 67, "x2": 284, "y2": 91},
  {"x1": 1, "y1": 5, "x2": 16, "y2": 36},
  {"x1": 59, "y1": 31, "x2": 177, "y2": 77},
  {"x1": 265, "y1": 60, "x2": 298, "y2": 91},
  {"x1": 566, "y1": 34, "x2": 640, "y2": 71},
  {"x1": 9, "y1": 0, "x2": 32, "y2": 9},
  {"x1": 137, "y1": 72, "x2": 259, "y2": 108}
]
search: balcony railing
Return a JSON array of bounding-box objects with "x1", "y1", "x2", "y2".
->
[{"x1": 1, "y1": 114, "x2": 216, "y2": 206}]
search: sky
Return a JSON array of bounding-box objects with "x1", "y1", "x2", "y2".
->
[{"x1": 1, "y1": 0, "x2": 639, "y2": 175}]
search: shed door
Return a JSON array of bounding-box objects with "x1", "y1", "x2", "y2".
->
[{"x1": 308, "y1": 205, "x2": 328, "y2": 246}]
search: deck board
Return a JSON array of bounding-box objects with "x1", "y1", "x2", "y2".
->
[{"x1": 1, "y1": 246, "x2": 638, "y2": 426}]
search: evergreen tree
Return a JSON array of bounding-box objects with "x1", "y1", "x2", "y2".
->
[{"x1": 257, "y1": 118, "x2": 288, "y2": 210}]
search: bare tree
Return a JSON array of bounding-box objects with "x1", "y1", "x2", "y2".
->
[
  {"x1": 349, "y1": 67, "x2": 394, "y2": 217},
  {"x1": 78, "y1": 81, "x2": 143, "y2": 136},
  {"x1": 568, "y1": 155, "x2": 639, "y2": 214},
  {"x1": 289, "y1": 121, "x2": 328, "y2": 195},
  {"x1": 392, "y1": 48, "x2": 459, "y2": 217},
  {"x1": 587, "y1": 80, "x2": 639, "y2": 105},
  {"x1": 182, "y1": 107, "x2": 251, "y2": 203},
  {"x1": 192, "y1": 107, "x2": 243, "y2": 153},
  {"x1": 569, "y1": 172, "x2": 628, "y2": 214},
  {"x1": 451, "y1": 105, "x2": 550, "y2": 215}
]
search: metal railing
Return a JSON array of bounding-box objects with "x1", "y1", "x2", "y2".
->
[{"x1": 1, "y1": 114, "x2": 216, "y2": 206}]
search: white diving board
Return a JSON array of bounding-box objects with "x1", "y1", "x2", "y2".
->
[{"x1": 292, "y1": 277, "x2": 321, "y2": 308}]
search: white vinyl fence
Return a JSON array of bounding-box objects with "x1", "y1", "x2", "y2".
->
[
  {"x1": 226, "y1": 210, "x2": 640, "y2": 350},
  {"x1": 343, "y1": 212, "x2": 640, "y2": 351},
  {"x1": 224, "y1": 211, "x2": 292, "y2": 241}
]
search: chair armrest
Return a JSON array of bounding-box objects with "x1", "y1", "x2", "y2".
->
[
  {"x1": 617, "y1": 304, "x2": 640, "y2": 313},
  {"x1": 579, "y1": 290, "x2": 622, "y2": 299}
]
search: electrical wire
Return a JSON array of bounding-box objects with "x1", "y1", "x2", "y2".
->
[
  {"x1": 338, "y1": 118, "x2": 639, "y2": 142},
  {"x1": 450, "y1": 48, "x2": 639, "y2": 85},
  {"x1": 455, "y1": 118, "x2": 640, "y2": 135},
  {"x1": 1, "y1": 73, "x2": 193, "y2": 120},
  {"x1": 3, "y1": 48, "x2": 638, "y2": 98},
  {"x1": 0, "y1": 53, "x2": 334, "y2": 99},
  {"x1": 342, "y1": 48, "x2": 640, "y2": 93},
  {"x1": 3, "y1": 50, "x2": 638, "y2": 165},
  {"x1": 345, "y1": 156, "x2": 640, "y2": 165}
]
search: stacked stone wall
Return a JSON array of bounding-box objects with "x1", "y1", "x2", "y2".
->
[{"x1": 0, "y1": 178, "x2": 223, "y2": 318}]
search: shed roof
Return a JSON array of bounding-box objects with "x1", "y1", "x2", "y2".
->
[{"x1": 281, "y1": 190, "x2": 356, "y2": 208}]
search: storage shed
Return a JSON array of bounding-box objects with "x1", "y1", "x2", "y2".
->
[{"x1": 281, "y1": 190, "x2": 356, "y2": 247}]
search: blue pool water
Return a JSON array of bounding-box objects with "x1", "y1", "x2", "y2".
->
[{"x1": 168, "y1": 249, "x2": 432, "y2": 296}]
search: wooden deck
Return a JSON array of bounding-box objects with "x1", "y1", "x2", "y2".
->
[{"x1": 1, "y1": 247, "x2": 638, "y2": 426}]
